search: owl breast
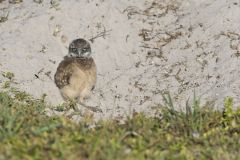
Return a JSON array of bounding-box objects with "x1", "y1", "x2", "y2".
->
[{"x1": 55, "y1": 57, "x2": 97, "y2": 101}]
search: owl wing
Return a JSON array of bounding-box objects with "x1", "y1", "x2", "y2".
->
[{"x1": 54, "y1": 59, "x2": 74, "y2": 89}]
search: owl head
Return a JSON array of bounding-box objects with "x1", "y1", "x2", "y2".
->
[{"x1": 68, "y1": 38, "x2": 92, "y2": 58}]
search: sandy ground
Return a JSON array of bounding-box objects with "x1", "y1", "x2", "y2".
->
[{"x1": 0, "y1": 0, "x2": 240, "y2": 120}]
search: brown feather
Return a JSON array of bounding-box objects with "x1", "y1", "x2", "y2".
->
[{"x1": 54, "y1": 57, "x2": 96, "y2": 101}]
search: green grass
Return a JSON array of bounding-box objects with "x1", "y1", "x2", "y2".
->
[{"x1": 0, "y1": 90, "x2": 239, "y2": 160}]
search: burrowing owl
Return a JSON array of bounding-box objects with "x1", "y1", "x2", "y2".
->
[{"x1": 54, "y1": 38, "x2": 96, "y2": 104}]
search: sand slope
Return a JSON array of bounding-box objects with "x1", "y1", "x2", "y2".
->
[{"x1": 0, "y1": 0, "x2": 240, "y2": 120}]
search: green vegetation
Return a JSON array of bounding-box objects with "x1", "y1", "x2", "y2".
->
[{"x1": 0, "y1": 90, "x2": 239, "y2": 160}]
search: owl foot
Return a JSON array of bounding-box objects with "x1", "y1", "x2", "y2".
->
[{"x1": 78, "y1": 101, "x2": 102, "y2": 113}]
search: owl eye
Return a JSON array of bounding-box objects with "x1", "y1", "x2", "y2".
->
[
  {"x1": 72, "y1": 48, "x2": 77, "y2": 52},
  {"x1": 82, "y1": 48, "x2": 87, "y2": 52}
]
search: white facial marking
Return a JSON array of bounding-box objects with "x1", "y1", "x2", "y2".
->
[{"x1": 83, "y1": 51, "x2": 91, "y2": 58}]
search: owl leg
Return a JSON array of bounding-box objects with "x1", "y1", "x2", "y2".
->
[
  {"x1": 79, "y1": 96, "x2": 85, "y2": 103},
  {"x1": 80, "y1": 87, "x2": 91, "y2": 101},
  {"x1": 77, "y1": 94, "x2": 102, "y2": 113}
]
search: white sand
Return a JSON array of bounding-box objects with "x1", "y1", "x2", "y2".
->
[{"x1": 0, "y1": 0, "x2": 240, "y2": 120}]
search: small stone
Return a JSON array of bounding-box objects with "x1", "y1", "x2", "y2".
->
[
  {"x1": 61, "y1": 35, "x2": 68, "y2": 43},
  {"x1": 53, "y1": 25, "x2": 61, "y2": 37}
]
